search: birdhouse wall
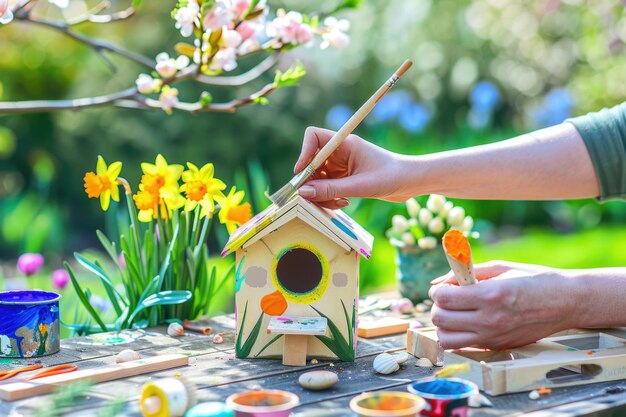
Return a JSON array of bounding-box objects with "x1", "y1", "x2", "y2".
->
[{"x1": 234, "y1": 218, "x2": 359, "y2": 361}]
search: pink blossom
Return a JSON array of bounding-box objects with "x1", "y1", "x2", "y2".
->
[
  {"x1": 267, "y1": 11, "x2": 313, "y2": 46},
  {"x1": 52, "y1": 269, "x2": 70, "y2": 290},
  {"x1": 159, "y1": 86, "x2": 179, "y2": 115},
  {"x1": 230, "y1": 0, "x2": 250, "y2": 18},
  {"x1": 135, "y1": 73, "x2": 162, "y2": 94},
  {"x1": 320, "y1": 17, "x2": 350, "y2": 49},
  {"x1": 0, "y1": 0, "x2": 13, "y2": 24},
  {"x1": 203, "y1": 2, "x2": 234, "y2": 31},
  {"x1": 236, "y1": 22, "x2": 256, "y2": 41},
  {"x1": 222, "y1": 29, "x2": 243, "y2": 48},
  {"x1": 175, "y1": 0, "x2": 199, "y2": 37},
  {"x1": 155, "y1": 53, "x2": 177, "y2": 79},
  {"x1": 210, "y1": 47, "x2": 238, "y2": 72},
  {"x1": 17, "y1": 253, "x2": 44, "y2": 276}
]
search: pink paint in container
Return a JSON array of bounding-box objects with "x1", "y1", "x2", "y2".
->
[
  {"x1": 407, "y1": 377, "x2": 478, "y2": 417},
  {"x1": 349, "y1": 391, "x2": 426, "y2": 417},
  {"x1": 226, "y1": 390, "x2": 299, "y2": 417}
]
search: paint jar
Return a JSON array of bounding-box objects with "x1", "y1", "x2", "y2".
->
[
  {"x1": 407, "y1": 377, "x2": 478, "y2": 417},
  {"x1": 349, "y1": 391, "x2": 426, "y2": 417},
  {"x1": 226, "y1": 390, "x2": 299, "y2": 417},
  {"x1": 395, "y1": 246, "x2": 449, "y2": 304},
  {"x1": 0, "y1": 290, "x2": 61, "y2": 358}
]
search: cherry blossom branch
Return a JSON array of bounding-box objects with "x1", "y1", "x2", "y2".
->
[
  {"x1": 65, "y1": 2, "x2": 136, "y2": 25},
  {"x1": 194, "y1": 53, "x2": 279, "y2": 86}
]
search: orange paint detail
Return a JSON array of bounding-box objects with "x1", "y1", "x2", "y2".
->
[
  {"x1": 442, "y1": 229, "x2": 471, "y2": 265},
  {"x1": 260, "y1": 291, "x2": 288, "y2": 316},
  {"x1": 587, "y1": 350, "x2": 594, "y2": 355},
  {"x1": 537, "y1": 387, "x2": 552, "y2": 395}
]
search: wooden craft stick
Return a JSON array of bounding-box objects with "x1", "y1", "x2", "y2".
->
[
  {"x1": 442, "y1": 229, "x2": 477, "y2": 286},
  {"x1": 0, "y1": 354, "x2": 189, "y2": 401},
  {"x1": 357, "y1": 317, "x2": 410, "y2": 338}
]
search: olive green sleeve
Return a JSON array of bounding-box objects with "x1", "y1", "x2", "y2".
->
[{"x1": 566, "y1": 102, "x2": 626, "y2": 201}]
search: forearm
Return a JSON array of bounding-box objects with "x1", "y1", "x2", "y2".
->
[
  {"x1": 568, "y1": 267, "x2": 626, "y2": 328},
  {"x1": 404, "y1": 122, "x2": 600, "y2": 200}
]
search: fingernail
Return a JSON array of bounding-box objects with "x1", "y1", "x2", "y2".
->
[
  {"x1": 298, "y1": 185, "x2": 316, "y2": 198},
  {"x1": 337, "y1": 198, "x2": 350, "y2": 208},
  {"x1": 430, "y1": 277, "x2": 444, "y2": 285}
]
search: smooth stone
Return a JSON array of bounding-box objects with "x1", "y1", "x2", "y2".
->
[
  {"x1": 298, "y1": 370, "x2": 339, "y2": 390},
  {"x1": 415, "y1": 357, "x2": 433, "y2": 367},
  {"x1": 185, "y1": 402, "x2": 234, "y2": 417}
]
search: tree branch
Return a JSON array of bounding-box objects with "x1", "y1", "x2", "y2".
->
[
  {"x1": 194, "y1": 53, "x2": 279, "y2": 86},
  {"x1": 66, "y1": 2, "x2": 136, "y2": 25}
]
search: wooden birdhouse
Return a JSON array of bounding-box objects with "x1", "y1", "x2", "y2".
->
[{"x1": 221, "y1": 196, "x2": 373, "y2": 366}]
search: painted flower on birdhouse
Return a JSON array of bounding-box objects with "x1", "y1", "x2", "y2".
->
[{"x1": 260, "y1": 291, "x2": 288, "y2": 316}]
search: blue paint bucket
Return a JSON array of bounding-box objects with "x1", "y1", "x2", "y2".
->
[
  {"x1": 407, "y1": 377, "x2": 478, "y2": 417},
  {"x1": 0, "y1": 290, "x2": 61, "y2": 358}
]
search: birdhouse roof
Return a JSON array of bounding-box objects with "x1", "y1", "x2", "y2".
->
[{"x1": 221, "y1": 196, "x2": 374, "y2": 258}]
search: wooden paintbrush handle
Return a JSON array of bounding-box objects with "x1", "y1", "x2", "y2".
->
[{"x1": 307, "y1": 59, "x2": 413, "y2": 171}]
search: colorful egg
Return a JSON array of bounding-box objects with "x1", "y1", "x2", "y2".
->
[
  {"x1": 373, "y1": 353, "x2": 400, "y2": 374},
  {"x1": 168, "y1": 322, "x2": 185, "y2": 337},
  {"x1": 298, "y1": 370, "x2": 338, "y2": 390}
]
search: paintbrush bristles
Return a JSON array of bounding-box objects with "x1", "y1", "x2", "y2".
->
[{"x1": 269, "y1": 59, "x2": 413, "y2": 208}]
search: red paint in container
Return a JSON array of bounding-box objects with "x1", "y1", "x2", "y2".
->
[{"x1": 226, "y1": 390, "x2": 299, "y2": 417}]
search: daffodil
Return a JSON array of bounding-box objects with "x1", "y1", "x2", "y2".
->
[
  {"x1": 83, "y1": 156, "x2": 122, "y2": 210},
  {"x1": 180, "y1": 162, "x2": 226, "y2": 218},
  {"x1": 134, "y1": 154, "x2": 185, "y2": 222},
  {"x1": 215, "y1": 186, "x2": 252, "y2": 234}
]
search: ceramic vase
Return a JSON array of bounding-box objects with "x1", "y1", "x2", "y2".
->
[{"x1": 395, "y1": 245, "x2": 449, "y2": 303}]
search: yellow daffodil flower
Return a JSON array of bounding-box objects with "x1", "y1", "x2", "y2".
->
[
  {"x1": 134, "y1": 154, "x2": 185, "y2": 222},
  {"x1": 83, "y1": 156, "x2": 122, "y2": 211},
  {"x1": 180, "y1": 162, "x2": 226, "y2": 217},
  {"x1": 215, "y1": 186, "x2": 252, "y2": 234}
]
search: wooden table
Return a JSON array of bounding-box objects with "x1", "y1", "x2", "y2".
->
[{"x1": 1, "y1": 313, "x2": 626, "y2": 416}]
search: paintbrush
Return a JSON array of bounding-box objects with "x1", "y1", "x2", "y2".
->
[
  {"x1": 442, "y1": 229, "x2": 477, "y2": 286},
  {"x1": 268, "y1": 59, "x2": 413, "y2": 207}
]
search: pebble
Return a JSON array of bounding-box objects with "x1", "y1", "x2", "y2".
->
[
  {"x1": 392, "y1": 351, "x2": 409, "y2": 364},
  {"x1": 167, "y1": 322, "x2": 185, "y2": 337},
  {"x1": 298, "y1": 370, "x2": 338, "y2": 390},
  {"x1": 468, "y1": 394, "x2": 493, "y2": 408},
  {"x1": 213, "y1": 333, "x2": 224, "y2": 344},
  {"x1": 373, "y1": 353, "x2": 400, "y2": 374},
  {"x1": 115, "y1": 349, "x2": 141, "y2": 363},
  {"x1": 528, "y1": 390, "x2": 540, "y2": 400},
  {"x1": 415, "y1": 357, "x2": 433, "y2": 367},
  {"x1": 423, "y1": 299, "x2": 434, "y2": 307},
  {"x1": 310, "y1": 359, "x2": 319, "y2": 365},
  {"x1": 415, "y1": 303, "x2": 430, "y2": 313}
]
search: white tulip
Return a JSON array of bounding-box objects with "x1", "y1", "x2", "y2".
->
[
  {"x1": 426, "y1": 194, "x2": 446, "y2": 213},
  {"x1": 461, "y1": 216, "x2": 474, "y2": 232},
  {"x1": 447, "y1": 206, "x2": 465, "y2": 226},
  {"x1": 439, "y1": 201, "x2": 453, "y2": 218},
  {"x1": 418, "y1": 208, "x2": 433, "y2": 226},
  {"x1": 406, "y1": 198, "x2": 421, "y2": 218},
  {"x1": 428, "y1": 217, "x2": 445, "y2": 234},
  {"x1": 418, "y1": 236, "x2": 437, "y2": 250},
  {"x1": 392, "y1": 215, "x2": 409, "y2": 234},
  {"x1": 401, "y1": 232, "x2": 416, "y2": 246}
]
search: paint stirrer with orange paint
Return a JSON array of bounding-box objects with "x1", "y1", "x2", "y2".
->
[{"x1": 442, "y1": 229, "x2": 477, "y2": 286}]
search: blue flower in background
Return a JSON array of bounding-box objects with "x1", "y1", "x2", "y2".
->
[
  {"x1": 470, "y1": 81, "x2": 500, "y2": 111},
  {"x1": 531, "y1": 87, "x2": 574, "y2": 128},
  {"x1": 468, "y1": 108, "x2": 491, "y2": 129},
  {"x1": 90, "y1": 294, "x2": 112, "y2": 314},
  {"x1": 371, "y1": 90, "x2": 412, "y2": 122},
  {"x1": 399, "y1": 102, "x2": 431, "y2": 133},
  {"x1": 325, "y1": 104, "x2": 353, "y2": 131}
]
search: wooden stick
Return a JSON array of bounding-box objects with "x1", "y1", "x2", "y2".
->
[{"x1": 0, "y1": 354, "x2": 189, "y2": 401}]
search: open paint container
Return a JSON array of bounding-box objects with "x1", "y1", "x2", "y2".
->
[
  {"x1": 407, "y1": 377, "x2": 478, "y2": 417},
  {"x1": 226, "y1": 390, "x2": 299, "y2": 417},
  {"x1": 349, "y1": 391, "x2": 426, "y2": 417},
  {"x1": 0, "y1": 290, "x2": 61, "y2": 358}
]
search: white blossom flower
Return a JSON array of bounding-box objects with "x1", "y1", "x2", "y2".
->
[
  {"x1": 48, "y1": 0, "x2": 69, "y2": 8},
  {"x1": 426, "y1": 194, "x2": 446, "y2": 213},
  {"x1": 447, "y1": 206, "x2": 466, "y2": 226},
  {"x1": 204, "y1": 1, "x2": 234, "y2": 31},
  {"x1": 418, "y1": 236, "x2": 437, "y2": 250},
  {"x1": 230, "y1": 0, "x2": 251, "y2": 18},
  {"x1": 135, "y1": 73, "x2": 162, "y2": 94},
  {"x1": 238, "y1": 38, "x2": 260, "y2": 55},
  {"x1": 428, "y1": 217, "x2": 445, "y2": 234},
  {"x1": 320, "y1": 17, "x2": 350, "y2": 49},
  {"x1": 210, "y1": 47, "x2": 238, "y2": 72},
  {"x1": 401, "y1": 232, "x2": 416, "y2": 246},
  {"x1": 418, "y1": 208, "x2": 433, "y2": 226},
  {"x1": 392, "y1": 214, "x2": 409, "y2": 234},
  {"x1": 175, "y1": 0, "x2": 200, "y2": 37},
  {"x1": 406, "y1": 198, "x2": 421, "y2": 218},
  {"x1": 461, "y1": 216, "x2": 474, "y2": 232},
  {"x1": 0, "y1": 0, "x2": 13, "y2": 24},
  {"x1": 267, "y1": 10, "x2": 313, "y2": 46},
  {"x1": 155, "y1": 53, "x2": 177, "y2": 79},
  {"x1": 159, "y1": 86, "x2": 179, "y2": 115},
  {"x1": 439, "y1": 201, "x2": 453, "y2": 218},
  {"x1": 175, "y1": 55, "x2": 190, "y2": 70},
  {"x1": 222, "y1": 28, "x2": 243, "y2": 48}
]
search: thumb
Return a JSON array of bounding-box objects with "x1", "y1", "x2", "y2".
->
[{"x1": 298, "y1": 178, "x2": 353, "y2": 201}]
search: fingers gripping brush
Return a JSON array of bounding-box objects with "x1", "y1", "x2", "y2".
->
[{"x1": 269, "y1": 59, "x2": 413, "y2": 207}]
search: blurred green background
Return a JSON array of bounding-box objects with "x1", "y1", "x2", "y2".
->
[{"x1": 1, "y1": 0, "x2": 625, "y2": 333}]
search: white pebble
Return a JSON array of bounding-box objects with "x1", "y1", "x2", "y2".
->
[
  {"x1": 528, "y1": 390, "x2": 540, "y2": 400},
  {"x1": 298, "y1": 370, "x2": 338, "y2": 390},
  {"x1": 469, "y1": 394, "x2": 493, "y2": 408}
]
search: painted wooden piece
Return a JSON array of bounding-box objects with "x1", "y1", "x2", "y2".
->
[
  {"x1": 0, "y1": 354, "x2": 189, "y2": 401},
  {"x1": 357, "y1": 318, "x2": 410, "y2": 339},
  {"x1": 267, "y1": 317, "x2": 328, "y2": 336},
  {"x1": 406, "y1": 327, "x2": 626, "y2": 395},
  {"x1": 222, "y1": 196, "x2": 373, "y2": 363}
]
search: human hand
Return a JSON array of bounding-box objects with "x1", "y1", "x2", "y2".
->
[
  {"x1": 429, "y1": 261, "x2": 577, "y2": 350},
  {"x1": 294, "y1": 127, "x2": 415, "y2": 209}
]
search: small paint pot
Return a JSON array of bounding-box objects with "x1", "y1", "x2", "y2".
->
[
  {"x1": 226, "y1": 390, "x2": 299, "y2": 417},
  {"x1": 185, "y1": 402, "x2": 234, "y2": 417},
  {"x1": 407, "y1": 377, "x2": 478, "y2": 417},
  {"x1": 0, "y1": 290, "x2": 61, "y2": 358},
  {"x1": 349, "y1": 391, "x2": 426, "y2": 417}
]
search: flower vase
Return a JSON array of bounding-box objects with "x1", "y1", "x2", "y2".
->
[{"x1": 395, "y1": 245, "x2": 450, "y2": 304}]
